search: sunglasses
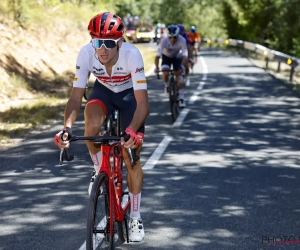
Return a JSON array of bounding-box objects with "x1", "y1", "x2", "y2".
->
[
  {"x1": 91, "y1": 38, "x2": 120, "y2": 50},
  {"x1": 168, "y1": 36, "x2": 178, "y2": 40}
]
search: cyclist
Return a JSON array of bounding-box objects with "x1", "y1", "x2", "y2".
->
[
  {"x1": 154, "y1": 24, "x2": 188, "y2": 108},
  {"x1": 187, "y1": 25, "x2": 201, "y2": 62},
  {"x1": 53, "y1": 12, "x2": 149, "y2": 242},
  {"x1": 177, "y1": 24, "x2": 191, "y2": 77}
]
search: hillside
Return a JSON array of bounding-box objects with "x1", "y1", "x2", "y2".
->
[
  {"x1": 0, "y1": 20, "x2": 90, "y2": 110},
  {"x1": 0, "y1": 19, "x2": 156, "y2": 150}
]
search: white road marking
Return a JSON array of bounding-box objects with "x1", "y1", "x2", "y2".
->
[
  {"x1": 143, "y1": 136, "x2": 173, "y2": 170},
  {"x1": 172, "y1": 108, "x2": 190, "y2": 128},
  {"x1": 197, "y1": 81, "x2": 206, "y2": 90}
]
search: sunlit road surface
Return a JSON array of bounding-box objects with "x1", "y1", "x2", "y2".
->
[{"x1": 1, "y1": 47, "x2": 300, "y2": 250}]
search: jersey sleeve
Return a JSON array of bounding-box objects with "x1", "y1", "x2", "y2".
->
[
  {"x1": 73, "y1": 47, "x2": 90, "y2": 88},
  {"x1": 129, "y1": 48, "x2": 147, "y2": 90},
  {"x1": 181, "y1": 38, "x2": 188, "y2": 57}
]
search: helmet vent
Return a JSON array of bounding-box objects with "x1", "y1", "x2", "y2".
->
[
  {"x1": 92, "y1": 17, "x2": 97, "y2": 32},
  {"x1": 117, "y1": 23, "x2": 124, "y2": 32}
]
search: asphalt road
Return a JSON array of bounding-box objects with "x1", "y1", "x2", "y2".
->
[{"x1": 1, "y1": 46, "x2": 300, "y2": 250}]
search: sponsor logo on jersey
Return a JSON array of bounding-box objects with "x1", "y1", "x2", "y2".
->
[
  {"x1": 93, "y1": 66, "x2": 103, "y2": 72},
  {"x1": 136, "y1": 80, "x2": 147, "y2": 84},
  {"x1": 117, "y1": 67, "x2": 123, "y2": 70},
  {"x1": 76, "y1": 65, "x2": 80, "y2": 70},
  {"x1": 74, "y1": 77, "x2": 78, "y2": 82},
  {"x1": 135, "y1": 67, "x2": 144, "y2": 73}
]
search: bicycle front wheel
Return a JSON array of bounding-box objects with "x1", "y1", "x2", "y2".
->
[{"x1": 86, "y1": 173, "x2": 115, "y2": 250}]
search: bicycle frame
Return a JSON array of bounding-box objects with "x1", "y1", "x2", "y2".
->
[
  {"x1": 99, "y1": 141, "x2": 130, "y2": 224},
  {"x1": 60, "y1": 135, "x2": 138, "y2": 247}
]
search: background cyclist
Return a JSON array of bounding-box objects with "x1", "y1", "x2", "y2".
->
[
  {"x1": 187, "y1": 25, "x2": 201, "y2": 63},
  {"x1": 54, "y1": 12, "x2": 149, "y2": 242},
  {"x1": 177, "y1": 24, "x2": 191, "y2": 78},
  {"x1": 154, "y1": 24, "x2": 188, "y2": 108}
]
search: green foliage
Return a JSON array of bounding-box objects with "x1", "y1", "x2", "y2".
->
[
  {"x1": 221, "y1": 0, "x2": 300, "y2": 57},
  {"x1": 0, "y1": 0, "x2": 298, "y2": 56}
]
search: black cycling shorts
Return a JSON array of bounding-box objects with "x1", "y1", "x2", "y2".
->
[
  {"x1": 161, "y1": 54, "x2": 182, "y2": 71},
  {"x1": 86, "y1": 80, "x2": 145, "y2": 133}
]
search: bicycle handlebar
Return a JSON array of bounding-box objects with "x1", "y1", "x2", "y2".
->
[
  {"x1": 156, "y1": 69, "x2": 175, "y2": 79},
  {"x1": 59, "y1": 134, "x2": 140, "y2": 167}
]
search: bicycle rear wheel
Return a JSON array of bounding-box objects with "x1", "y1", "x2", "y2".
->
[
  {"x1": 86, "y1": 173, "x2": 116, "y2": 250},
  {"x1": 169, "y1": 77, "x2": 180, "y2": 122}
]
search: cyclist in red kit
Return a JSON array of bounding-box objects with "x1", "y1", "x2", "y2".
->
[{"x1": 54, "y1": 12, "x2": 149, "y2": 242}]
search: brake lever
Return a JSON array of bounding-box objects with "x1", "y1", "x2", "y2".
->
[
  {"x1": 59, "y1": 148, "x2": 64, "y2": 165},
  {"x1": 123, "y1": 134, "x2": 140, "y2": 166},
  {"x1": 59, "y1": 148, "x2": 75, "y2": 165},
  {"x1": 128, "y1": 148, "x2": 140, "y2": 166},
  {"x1": 59, "y1": 131, "x2": 75, "y2": 165}
]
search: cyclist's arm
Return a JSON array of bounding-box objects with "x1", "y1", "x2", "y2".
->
[
  {"x1": 196, "y1": 33, "x2": 201, "y2": 43},
  {"x1": 181, "y1": 38, "x2": 188, "y2": 62},
  {"x1": 64, "y1": 87, "x2": 86, "y2": 128},
  {"x1": 155, "y1": 39, "x2": 163, "y2": 69},
  {"x1": 65, "y1": 46, "x2": 90, "y2": 128},
  {"x1": 128, "y1": 48, "x2": 149, "y2": 131},
  {"x1": 129, "y1": 89, "x2": 149, "y2": 131},
  {"x1": 155, "y1": 56, "x2": 160, "y2": 69}
]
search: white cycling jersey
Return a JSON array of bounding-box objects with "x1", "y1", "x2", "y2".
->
[
  {"x1": 73, "y1": 42, "x2": 147, "y2": 93},
  {"x1": 157, "y1": 34, "x2": 188, "y2": 58}
]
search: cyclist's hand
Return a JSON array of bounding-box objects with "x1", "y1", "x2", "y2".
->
[
  {"x1": 54, "y1": 127, "x2": 72, "y2": 149},
  {"x1": 154, "y1": 68, "x2": 159, "y2": 73},
  {"x1": 122, "y1": 127, "x2": 143, "y2": 149}
]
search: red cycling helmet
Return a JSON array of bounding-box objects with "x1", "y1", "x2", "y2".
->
[{"x1": 88, "y1": 12, "x2": 124, "y2": 39}]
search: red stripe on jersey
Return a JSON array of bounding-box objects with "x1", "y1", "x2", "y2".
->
[{"x1": 96, "y1": 74, "x2": 131, "y2": 84}]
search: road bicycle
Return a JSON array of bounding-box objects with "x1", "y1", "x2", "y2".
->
[
  {"x1": 157, "y1": 69, "x2": 180, "y2": 122},
  {"x1": 59, "y1": 108, "x2": 139, "y2": 250}
]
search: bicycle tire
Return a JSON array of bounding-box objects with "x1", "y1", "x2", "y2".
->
[
  {"x1": 117, "y1": 178, "x2": 130, "y2": 243},
  {"x1": 169, "y1": 76, "x2": 179, "y2": 122},
  {"x1": 86, "y1": 173, "x2": 117, "y2": 250}
]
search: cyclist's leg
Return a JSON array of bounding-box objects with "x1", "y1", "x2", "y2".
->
[
  {"x1": 85, "y1": 80, "x2": 114, "y2": 193},
  {"x1": 182, "y1": 56, "x2": 189, "y2": 78},
  {"x1": 174, "y1": 58, "x2": 186, "y2": 107},
  {"x1": 114, "y1": 88, "x2": 144, "y2": 196},
  {"x1": 161, "y1": 54, "x2": 172, "y2": 92},
  {"x1": 114, "y1": 89, "x2": 145, "y2": 241},
  {"x1": 173, "y1": 57, "x2": 183, "y2": 88},
  {"x1": 194, "y1": 42, "x2": 199, "y2": 61},
  {"x1": 188, "y1": 43, "x2": 194, "y2": 63}
]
